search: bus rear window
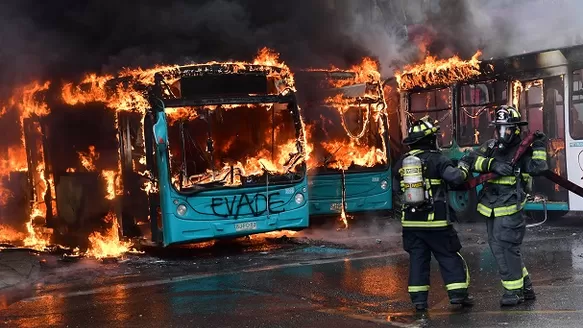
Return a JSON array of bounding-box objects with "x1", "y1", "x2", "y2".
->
[
  {"x1": 408, "y1": 88, "x2": 452, "y2": 147},
  {"x1": 458, "y1": 81, "x2": 507, "y2": 146}
]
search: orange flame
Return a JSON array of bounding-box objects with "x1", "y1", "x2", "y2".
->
[
  {"x1": 5, "y1": 81, "x2": 54, "y2": 250},
  {"x1": 86, "y1": 211, "x2": 131, "y2": 259},
  {"x1": 78, "y1": 145, "x2": 99, "y2": 171},
  {"x1": 101, "y1": 170, "x2": 117, "y2": 200},
  {"x1": 0, "y1": 225, "x2": 25, "y2": 243},
  {"x1": 395, "y1": 51, "x2": 484, "y2": 90}
]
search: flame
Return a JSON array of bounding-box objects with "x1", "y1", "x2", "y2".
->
[
  {"x1": 61, "y1": 47, "x2": 293, "y2": 114},
  {"x1": 78, "y1": 145, "x2": 99, "y2": 171},
  {"x1": 395, "y1": 51, "x2": 484, "y2": 90},
  {"x1": 512, "y1": 80, "x2": 524, "y2": 109},
  {"x1": 86, "y1": 211, "x2": 131, "y2": 259},
  {"x1": 2, "y1": 81, "x2": 55, "y2": 251},
  {"x1": 101, "y1": 170, "x2": 117, "y2": 200},
  {"x1": 0, "y1": 225, "x2": 25, "y2": 243}
]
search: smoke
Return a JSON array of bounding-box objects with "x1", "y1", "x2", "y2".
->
[
  {"x1": 0, "y1": 0, "x2": 373, "y2": 97},
  {"x1": 349, "y1": 0, "x2": 583, "y2": 76}
]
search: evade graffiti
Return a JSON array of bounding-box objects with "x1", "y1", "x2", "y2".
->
[{"x1": 211, "y1": 191, "x2": 286, "y2": 219}]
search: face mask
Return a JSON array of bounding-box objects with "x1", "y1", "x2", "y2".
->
[{"x1": 495, "y1": 125, "x2": 515, "y2": 144}]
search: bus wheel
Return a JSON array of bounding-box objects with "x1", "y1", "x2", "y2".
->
[{"x1": 449, "y1": 190, "x2": 478, "y2": 223}]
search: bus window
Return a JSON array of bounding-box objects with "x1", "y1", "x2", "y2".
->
[
  {"x1": 518, "y1": 80, "x2": 544, "y2": 135},
  {"x1": 167, "y1": 104, "x2": 302, "y2": 190},
  {"x1": 409, "y1": 88, "x2": 452, "y2": 147},
  {"x1": 458, "y1": 81, "x2": 507, "y2": 146},
  {"x1": 571, "y1": 69, "x2": 583, "y2": 139}
]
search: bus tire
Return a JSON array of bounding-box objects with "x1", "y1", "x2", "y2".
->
[{"x1": 449, "y1": 189, "x2": 479, "y2": 223}]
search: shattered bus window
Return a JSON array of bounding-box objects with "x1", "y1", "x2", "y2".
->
[
  {"x1": 458, "y1": 81, "x2": 507, "y2": 146},
  {"x1": 303, "y1": 103, "x2": 387, "y2": 172},
  {"x1": 409, "y1": 88, "x2": 452, "y2": 147},
  {"x1": 167, "y1": 104, "x2": 302, "y2": 190},
  {"x1": 571, "y1": 69, "x2": 583, "y2": 140}
]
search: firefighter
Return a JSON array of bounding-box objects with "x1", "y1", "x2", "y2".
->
[
  {"x1": 393, "y1": 116, "x2": 473, "y2": 312},
  {"x1": 458, "y1": 105, "x2": 548, "y2": 306}
]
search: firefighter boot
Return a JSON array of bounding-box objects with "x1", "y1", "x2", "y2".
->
[
  {"x1": 500, "y1": 289, "x2": 524, "y2": 306},
  {"x1": 523, "y1": 276, "x2": 536, "y2": 300},
  {"x1": 448, "y1": 289, "x2": 474, "y2": 306}
]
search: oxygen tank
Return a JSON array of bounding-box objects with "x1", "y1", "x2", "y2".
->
[{"x1": 402, "y1": 155, "x2": 425, "y2": 206}]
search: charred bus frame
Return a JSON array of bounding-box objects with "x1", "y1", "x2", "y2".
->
[{"x1": 142, "y1": 64, "x2": 310, "y2": 246}]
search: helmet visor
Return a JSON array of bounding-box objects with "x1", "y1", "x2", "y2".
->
[{"x1": 495, "y1": 124, "x2": 514, "y2": 142}]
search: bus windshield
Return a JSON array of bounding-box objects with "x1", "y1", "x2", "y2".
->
[
  {"x1": 167, "y1": 103, "x2": 304, "y2": 191},
  {"x1": 303, "y1": 101, "x2": 387, "y2": 172}
]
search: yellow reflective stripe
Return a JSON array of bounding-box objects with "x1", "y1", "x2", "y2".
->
[
  {"x1": 522, "y1": 267, "x2": 529, "y2": 277},
  {"x1": 446, "y1": 253, "x2": 470, "y2": 290},
  {"x1": 427, "y1": 179, "x2": 442, "y2": 185},
  {"x1": 413, "y1": 126, "x2": 421, "y2": 133},
  {"x1": 532, "y1": 150, "x2": 547, "y2": 160},
  {"x1": 402, "y1": 220, "x2": 449, "y2": 228},
  {"x1": 502, "y1": 278, "x2": 524, "y2": 290},
  {"x1": 521, "y1": 173, "x2": 531, "y2": 181},
  {"x1": 477, "y1": 203, "x2": 492, "y2": 217},
  {"x1": 475, "y1": 157, "x2": 485, "y2": 171},
  {"x1": 487, "y1": 158, "x2": 494, "y2": 171},
  {"x1": 420, "y1": 124, "x2": 427, "y2": 131},
  {"x1": 408, "y1": 285, "x2": 430, "y2": 293},
  {"x1": 479, "y1": 199, "x2": 528, "y2": 217},
  {"x1": 409, "y1": 149, "x2": 423, "y2": 155},
  {"x1": 428, "y1": 212, "x2": 434, "y2": 221},
  {"x1": 493, "y1": 199, "x2": 527, "y2": 216},
  {"x1": 489, "y1": 176, "x2": 517, "y2": 185},
  {"x1": 446, "y1": 282, "x2": 468, "y2": 290}
]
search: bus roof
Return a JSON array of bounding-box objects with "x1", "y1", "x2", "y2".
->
[{"x1": 396, "y1": 43, "x2": 583, "y2": 92}]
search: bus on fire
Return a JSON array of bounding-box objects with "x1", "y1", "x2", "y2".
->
[
  {"x1": 294, "y1": 65, "x2": 393, "y2": 223},
  {"x1": 394, "y1": 44, "x2": 583, "y2": 220},
  {"x1": 141, "y1": 62, "x2": 310, "y2": 246}
]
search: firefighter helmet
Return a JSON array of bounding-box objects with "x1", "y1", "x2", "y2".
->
[
  {"x1": 491, "y1": 105, "x2": 527, "y2": 145},
  {"x1": 491, "y1": 105, "x2": 528, "y2": 126},
  {"x1": 403, "y1": 116, "x2": 440, "y2": 145}
]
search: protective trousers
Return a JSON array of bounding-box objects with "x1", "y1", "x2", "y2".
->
[
  {"x1": 487, "y1": 212, "x2": 530, "y2": 291},
  {"x1": 403, "y1": 227, "x2": 470, "y2": 305}
]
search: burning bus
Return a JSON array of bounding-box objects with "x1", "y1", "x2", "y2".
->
[
  {"x1": 394, "y1": 45, "x2": 583, "y2": 220},
  {"x1": 295, "y1": 59, "x2": 392, "y2": 226},
  {"x1": 142, "y1": 61, "x2": 309, "y2": 246}
]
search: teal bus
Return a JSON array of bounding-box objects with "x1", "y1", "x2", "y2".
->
[
  {"x1": 395, "y1": 45, "x2": 583, "y2": 220},
  {"x1": 143, "y1": 63, "x2": 310, "y2": 246},
  {"x1": 295, "y1": 69, "x2": 392, "y2": 222}
]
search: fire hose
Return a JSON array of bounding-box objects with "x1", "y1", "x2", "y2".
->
[{"x1": 454, "y1": 131, "x2": 583, "y2": 226}]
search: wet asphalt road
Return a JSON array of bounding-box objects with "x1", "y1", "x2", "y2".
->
[{"x1": 3, "y1": 219, "x2": 583, "y2": 327}]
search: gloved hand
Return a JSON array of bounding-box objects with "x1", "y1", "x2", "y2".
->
[
  {"x1": 457, "y1": 156, "x2": 470, "y2": 172},
  {"x1": 490, "y1": 159, "x2": 514, "y2": 176}
]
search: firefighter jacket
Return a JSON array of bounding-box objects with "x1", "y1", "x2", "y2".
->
[
  {"x1": 459, "y1": 137, "x2": 548, "y2": 218},
  {"x1": 393, "y1": 146, "x2": 468, "y2": 229}
]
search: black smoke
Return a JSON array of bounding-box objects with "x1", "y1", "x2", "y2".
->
[{"x1": 0, "y1": 0, "x2": 372, "y2": 96}]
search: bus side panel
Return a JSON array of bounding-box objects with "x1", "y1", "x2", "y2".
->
[{"x1": 308, "y1": 169, "x2": 392, "y2": 216}]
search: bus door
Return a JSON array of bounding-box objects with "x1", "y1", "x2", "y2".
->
[
  {"x1": 515, "y1": 76, "x2": 568, "y2": 206},
  {"x1": 457, "y1": 80, "x2": 507, "y2": 148},
  {"x1": 407, "y1": 87, "x2": 453, "y2": 149},
  {"x1": 566, "y1": 68, "x2": 583, "y2": 210}
]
